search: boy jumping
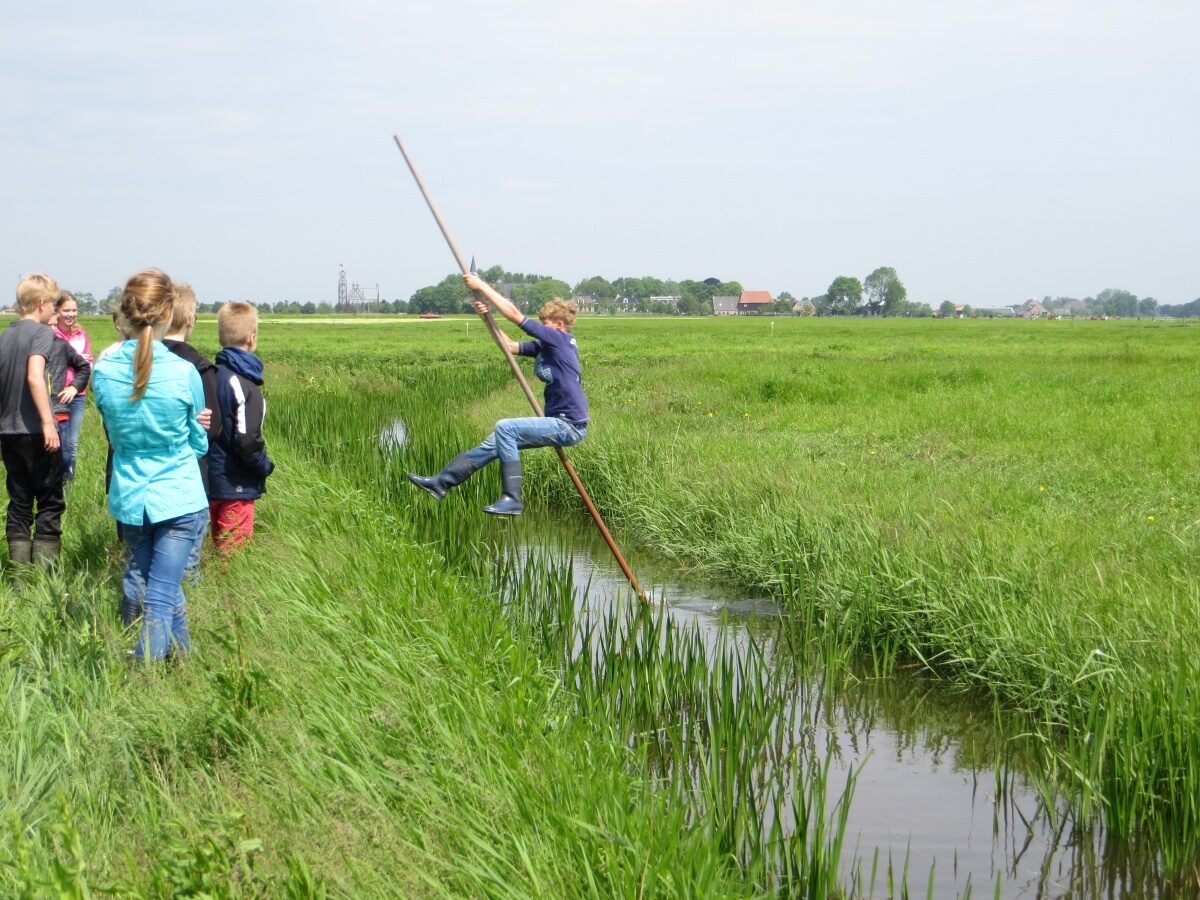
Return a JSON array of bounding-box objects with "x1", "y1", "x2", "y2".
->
[{"x1": 408, "y1": 273, "x2": 588, "y2": 517}]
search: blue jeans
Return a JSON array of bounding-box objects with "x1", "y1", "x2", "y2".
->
[
  {"x1": 464, "y1": 417, "x2": 587, "y2": 467},
  {"x1": 55, "y1": 394, "x2": 86, "y2": 480},
  {"x1": 122, "y1": 509, "x2": 206, "y2": 660},
  {"x1": 121, "y1": 516, "x2": 206, "y2": 625}
]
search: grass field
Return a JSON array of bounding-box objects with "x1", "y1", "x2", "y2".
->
[{"x1": 1, "y1": 313, "x2": 1196, "y2": 894}]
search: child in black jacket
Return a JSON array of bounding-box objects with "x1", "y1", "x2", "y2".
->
[{"x1": 208, "y1": 301, "x2": 273, "y2": 551}]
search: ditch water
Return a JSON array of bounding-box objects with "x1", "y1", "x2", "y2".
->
[
  {"x1": 505, "y1": 517, "x2": 1170, "y2": 899},
  {"x1": 383, "y1": 419, "x2": 1168, "y2": 896}
]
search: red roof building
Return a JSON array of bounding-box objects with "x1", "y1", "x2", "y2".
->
[{"x1": 738, "y1": 291, "x2": 774, "y2": 314}]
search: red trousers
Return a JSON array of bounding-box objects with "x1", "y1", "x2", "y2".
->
[{"x1": 209, "y1": 499, "x2": 255, "y2": 551}]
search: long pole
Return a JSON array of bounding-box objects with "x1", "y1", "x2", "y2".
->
[{"x1": 393, "y1": 135, "x2": 650, "y2": 604}]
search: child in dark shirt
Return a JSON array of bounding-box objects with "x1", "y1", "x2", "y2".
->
[
  {"x1": 0, "y1": 274, "x2": 66, "y2": 566},
  {"x1": 408, "y1": 273, "x2": 588, "y2": 517}
]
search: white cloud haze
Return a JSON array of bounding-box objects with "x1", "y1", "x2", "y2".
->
[{"x1": 1, "y1": 0, "x2": 1196, "y2": 306}]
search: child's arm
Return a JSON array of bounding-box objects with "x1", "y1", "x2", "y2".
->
[
  {"x1": 470, "y1": 300, "x2": 523, "y2": 354},
  {"x1": 226, "y1": 376, "x2": 274, "y2": 477},
  {"x1": 186, "y1": 369, "x2": 208, "y2": 458},
  {"x1": 58, "y1": 343, "x2": 92, "y2": 403},
  {"x1": 201, "y1": 367, "x2": 221, "y2": 442},
  {"x1": 464, "y1": 274, "x2": 524, "y2": 325},
  {"x1": 26, "y1": 355, "x2": 60, "y2": 451}
]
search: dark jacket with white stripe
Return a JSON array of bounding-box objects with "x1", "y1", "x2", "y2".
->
[{"x1": 209, "y1": 346, "x2": 274, "y2": 501}]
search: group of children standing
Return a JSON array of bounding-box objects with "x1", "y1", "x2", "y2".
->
[
  {"x1": 0, "y1": 270, "x2": 274, "y2": 661},
  {"x1": 1, "y1": 266, "x2": 589, "y2": 663}
]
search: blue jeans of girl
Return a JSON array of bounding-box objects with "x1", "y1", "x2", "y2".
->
[
  {"x1": 55, "y1": 393, "x2": 86, "y2": 481},
  {"x1": 122, "y1": 509, "x2": 207, "y2": 660}
]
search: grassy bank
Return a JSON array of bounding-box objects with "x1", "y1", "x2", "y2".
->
[{"x1": 511, "y1": 315, "x2": 1198, "y2": 869}]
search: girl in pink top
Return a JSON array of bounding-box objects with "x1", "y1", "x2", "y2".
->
[{"x1": 53, "y1": 291, "x2": 93, "y2": 481}]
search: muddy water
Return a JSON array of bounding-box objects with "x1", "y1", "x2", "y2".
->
[{"x1": 506, "y1": 517, "x2": 1169, "y2": 899}]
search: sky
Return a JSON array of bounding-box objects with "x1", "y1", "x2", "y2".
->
[{"x1": 2, "y1": 0, "x2": 1197, "y2": 308}]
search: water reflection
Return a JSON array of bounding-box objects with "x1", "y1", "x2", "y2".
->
[
  {"x1": 379, "y1": 418, "x2": 408, "y2": 452},
  {"x1": 507, "y1": 519, "x2": 1171, "y2": 898}
]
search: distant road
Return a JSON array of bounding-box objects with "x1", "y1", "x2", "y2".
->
[{"x1": 262, "y1": 317, "x2": 456, "y2": 325}]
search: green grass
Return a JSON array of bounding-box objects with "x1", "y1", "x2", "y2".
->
[{"x1": 4, "y1": 313, "x2": 1197, "y2": 893}]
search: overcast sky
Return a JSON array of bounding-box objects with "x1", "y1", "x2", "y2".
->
[{"x1": 2, "y1": 0, "x2": 1196, "y2": 307}]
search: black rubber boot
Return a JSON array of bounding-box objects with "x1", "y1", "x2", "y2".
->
[
  {"x1": 8, "y1": 538, "x2": 32, "y2": 567},
  {"x1": 483, "y1": 460, "x2": 523, "y2": 517},
  {"x1": 408, "y1": 452, "x2": 479, "y2": 500},
  {"x1": 32, "y1": 538, "x2": 61, "y2": 570}
]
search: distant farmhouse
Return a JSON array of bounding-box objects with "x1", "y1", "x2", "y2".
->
[
  {"x1": 792, "y1": 299, "x2": 817, "y2": 316},
  {"x1": 712, "y1": 291, "x2": 775, "y2": 316},
  {"x1": 572, "y1": 293, "x2": 598, "y2": 314},
  {"x1": 1015, "y1": 298, "x2": 1049, "y2": 318},
  {"x1": 939, "y1": 298, "x2": 1052, "y2": 319},
  {"x1": 712, "y1": 295, "x2": 739, "y2": 315},
  {"x1": 648, "y1": 295, "x2": 680, "y2": 309}
]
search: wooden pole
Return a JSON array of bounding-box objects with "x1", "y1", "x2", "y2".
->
[{"x1": 393, "y1": 135, "x2": 650, "y2": 604}]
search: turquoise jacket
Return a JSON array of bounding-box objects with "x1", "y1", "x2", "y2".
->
[{"x1": 93, "y1": 341, "x2": 209, "y2": 525}]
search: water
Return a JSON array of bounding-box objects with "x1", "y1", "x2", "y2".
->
[
  {"x1": 379, "y1": 418, "x2": 408, "y2": 451},
  {"x1": 506, "y1": 517, "x2": 1170, "y2": 899}
]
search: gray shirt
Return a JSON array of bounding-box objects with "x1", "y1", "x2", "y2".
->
[{"x1": 0, "y1": 319, "x2": 55, "y2": 435}]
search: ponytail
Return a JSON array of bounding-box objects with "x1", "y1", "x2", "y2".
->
[
  {"x1": 119, "y1": 268, "x2": 175, "y2": 402},
  {"x1": 131, "y1": 323, "x2": 155, "y2": 401}
]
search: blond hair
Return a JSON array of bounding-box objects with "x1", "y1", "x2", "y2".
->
[
  {"x1": 217, "y1": 301, "x2": 258, "y2": 348},
  {"x1": 15, "y1": 273, "x2": 60, "y2": 315},
  {"x1": 121, "y1": 268, "x2": 175, "y2": 401},
  {"x1": 170, "y1": 282, "x2": 197, "y2": 333},
  {"x1": 538, "y1": 298, "x2": 576, "y2": 328},
  {"x1": 112, "y1": 308, "x2": 136, "y2": 340}
]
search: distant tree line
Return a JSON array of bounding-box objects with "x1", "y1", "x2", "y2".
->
[
  {"x1": 1042, "y1": 289, "x2": 1175, "y2": 318},
  {"x1": 65, "y1": 276, "x2": 1197, "y2": 319},
  {"x1": 400, "y1": 267, "x2": 745, "y2": 316}
]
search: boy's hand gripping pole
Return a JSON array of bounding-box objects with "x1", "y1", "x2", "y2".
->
[{"x1": 393, "y1": 135, "x2": 651, "y2": 605}]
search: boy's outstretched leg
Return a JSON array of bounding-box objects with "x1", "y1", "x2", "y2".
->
[
  {"x1": 483, "y1": 459, "x2": 523, "y2": 517},
  {"x1": 408, "y1": 452, "x2": 481, "y2": 500}
]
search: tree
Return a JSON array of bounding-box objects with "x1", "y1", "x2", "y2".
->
[
  {"x1": 939, "y1": 301, "x2": 956, "y2": 317},
  {"x1": 574, "y1": 276, "x2": 616, "y2": 302},
  {"x1": 862, "y1": 267, "x2": 907, "y2": 316},
  {"x1": 68, "y1": 291, "x2": 98, "y2": 314},
  {"x1": 1139, "y1": 297, "x2": 1158, "y2": 317},
  {"x1": 825, "y1": 276, "x2": 862, "y2": 315},
  {"x1": 528, "y1": 278, "x2": 572, "y2": 310},
  {"x1": 103, "y1": 286, "x2": 123, "y2": 313},
  {"x1": 409, "y1": 274, "x2": 470, "y2": 314},
  {"x1": 1091, "y1": 288, "x2": 1138, "y2": 317},
  {"x1": 897, "y1": 300, "x2": 932, "y2": 317}
]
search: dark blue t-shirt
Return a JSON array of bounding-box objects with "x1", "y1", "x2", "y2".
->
[{"x1": 517, "y1": 318, "x2": 588, "y2": 424}]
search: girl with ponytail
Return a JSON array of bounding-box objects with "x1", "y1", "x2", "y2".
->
[{"x1": 92, "y1": 268, "x2": 210, "y2": 660}]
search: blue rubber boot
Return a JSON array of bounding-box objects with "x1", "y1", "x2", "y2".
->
[
  {"x1": 408, "y1": 452, "x2": 478, "y2": 500},
  {"x1": 483, "y1": 460, "x2": 523, "y2": 517}
]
